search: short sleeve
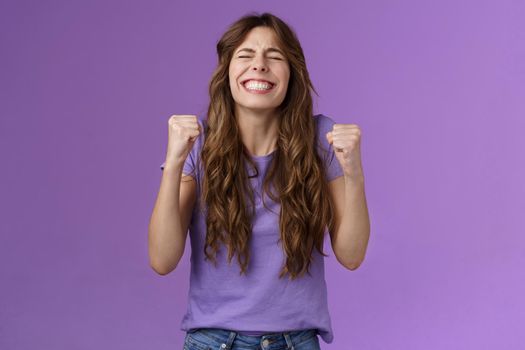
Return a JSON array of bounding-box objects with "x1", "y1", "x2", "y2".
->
[
  {"x1": 159, "y1": 118, "x2": 204, "y2": 180},
  {"x1": 159, "y1": 153, "x2": 195, "y2": 178},
  {"x1": 315, "y1": 114, "x2": 345, "y2": 182}
]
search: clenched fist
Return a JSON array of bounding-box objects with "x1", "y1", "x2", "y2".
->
[
  {"x1": 164, "y1": 114, "x2": 202, "y2": 168},
  {"x1": 326, "y1": 123, "x2": 364, "y2": 181}
]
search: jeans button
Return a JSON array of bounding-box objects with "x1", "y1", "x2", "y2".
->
[{"x1": 262, "y1": 339, "x2": 269, "y2": 347}]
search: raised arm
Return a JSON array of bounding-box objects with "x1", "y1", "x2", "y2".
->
[
  {"x1": 148, "y1": 164, "x2": 196, "y2": 275},
  {"x1": 148, "y1": 115, "x2": 201, "y2": 275}
]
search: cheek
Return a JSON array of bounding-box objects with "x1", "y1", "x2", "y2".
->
[
  {"x1": 278, "y1": 70, "x2": 290, "y2": 90},
  {"x1": 276, "y1": 66, "x2": 290, "y2": 83},
  {"x1": 228, "y1": 71, "x2": 237, "y2": 89},
  {"x1": 229, "y1": 68, "x2": 242, "y2": 86}
]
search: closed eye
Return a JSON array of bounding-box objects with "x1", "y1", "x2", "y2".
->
[{"x1": 238, "y1": 56, "x2": 282, "y2": 60}]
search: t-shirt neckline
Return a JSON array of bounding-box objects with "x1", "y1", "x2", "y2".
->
[{"x1": 249, "y1": 149, "x2": 276, "y2": 162}]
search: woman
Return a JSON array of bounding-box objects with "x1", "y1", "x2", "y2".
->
[{"x1": 149, "y1": 12, "x2": 370, "y2": 350}]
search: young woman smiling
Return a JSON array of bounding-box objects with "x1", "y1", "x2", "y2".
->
[{"x1": 149, "y1": 11, "x2": 370, "y2": 350}]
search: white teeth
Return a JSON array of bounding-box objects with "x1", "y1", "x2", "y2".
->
[{"x1": 244, "y1": 80, "x2": 273, "y2": 90}]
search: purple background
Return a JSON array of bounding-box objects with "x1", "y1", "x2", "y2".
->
[{"x1": 1, "y1": 0, "x2": 524, "y2": 349}]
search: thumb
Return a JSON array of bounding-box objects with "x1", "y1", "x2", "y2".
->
[{"x1": 326, "y1": 131, "x2": 333, "y2": 145}]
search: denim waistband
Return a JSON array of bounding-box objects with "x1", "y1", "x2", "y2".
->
[{"x1": 185, "y1": 327, "x2": 318, "y2": 350}]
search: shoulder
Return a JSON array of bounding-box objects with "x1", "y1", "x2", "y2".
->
[
  {"x1": 313, "y1": 113, "x2": 337, "y2": 130},
  {"x1": 313, "y1": 113, "x2": 345, "y2": 181},
  {"x1": 313, "y1": 113, "x2": 337, "y2": 155}
]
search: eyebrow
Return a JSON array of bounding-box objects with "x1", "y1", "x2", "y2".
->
[{"x1": 235, "y1": 47, "x2": 285, "y2": 56}]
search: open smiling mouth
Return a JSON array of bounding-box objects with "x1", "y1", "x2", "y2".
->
[{"x1": 242, "y1": 80, "x2": 275, "y2": 94}]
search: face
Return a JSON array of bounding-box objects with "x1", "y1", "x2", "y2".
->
[{"x1": 228, "y1": 26, "x2": 290, "y2": 114}]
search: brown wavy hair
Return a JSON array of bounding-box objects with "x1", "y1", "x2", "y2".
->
[{"x1": 198, "y1": 12, "x2": 337, "y2": 280}]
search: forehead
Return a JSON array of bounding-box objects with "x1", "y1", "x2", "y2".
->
[{"x1": 235, "y1": 26, "x2": 281, "y2": 51}]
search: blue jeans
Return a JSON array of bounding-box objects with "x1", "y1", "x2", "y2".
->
[{"x1": 183, "y1": 328, "x2": 321, "y2": 350}]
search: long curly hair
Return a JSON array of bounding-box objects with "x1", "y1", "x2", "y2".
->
[{"x1": 198, "y1": 12, "x2": 337, "y2": 280}]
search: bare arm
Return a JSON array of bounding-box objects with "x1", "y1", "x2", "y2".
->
[
  {"x1": 148, "y1": 161, "x2": 197, "y2": 275},
  {"x1": 328, "y1": 175, "x2": 370, "y2": 270}
]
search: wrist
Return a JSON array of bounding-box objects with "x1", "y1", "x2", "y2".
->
[
  {"x1": 344, "y1": 172, "x2": 365, "y2": 185},
  {"x1": 162, "y1": 160, "x2": 185, "y2": 172}
]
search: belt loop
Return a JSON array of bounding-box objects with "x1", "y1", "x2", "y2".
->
[
  {"x1": 283, "y1": 332, "x2": 295, "y2": 350},
  {"x1": 225, "y1": 330, "x2": 237, "y2": 350}
]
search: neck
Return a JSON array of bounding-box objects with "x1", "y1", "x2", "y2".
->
[{"x1": 235, "y1": 105, "x2": 279, "y2": 157}]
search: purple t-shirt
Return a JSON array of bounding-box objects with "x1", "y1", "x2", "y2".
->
[{"x1": 160, "y1": 113, "x2": 344, "y2": 344}]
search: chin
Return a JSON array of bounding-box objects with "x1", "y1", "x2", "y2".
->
[{"x1": 242, "y1": 103, "x2": 280, "y2": 111}]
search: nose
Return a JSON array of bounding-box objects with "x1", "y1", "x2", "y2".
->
[{"x1": 251, "y1": 56, "x2": 268, "y2": 72}]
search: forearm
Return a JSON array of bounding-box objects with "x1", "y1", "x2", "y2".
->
[
  {"x1": 336, "y1": 175, "x2": 370, "y2": 268},
  {"x1": 148, "y1": 162, "x2": 186, "y2": 274}
]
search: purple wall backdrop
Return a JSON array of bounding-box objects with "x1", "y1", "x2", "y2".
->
[{"x1": 1, "y1": 0, "x2": 524, "y2": 349}]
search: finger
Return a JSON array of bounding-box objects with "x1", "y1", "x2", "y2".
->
[
  {"x1": 169, "y1": 114, "x2": 198, "y2": 119},
  {"x1": 168, "y1": 115, "x2": 198, "y2": 124},
  {"x1": 326, "y1": 131, "x2": 333, "y2": 144},
  {"x1": 175, "y1": 121, "x2": 200, "y2": 129},
  {"x1": 333, "y1": 124, "x2": 359, "y2": 129},
  {"x1": 186, "y1": 129, "x2": 200, "y2": 141}
]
